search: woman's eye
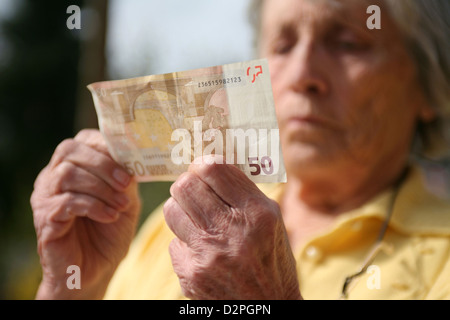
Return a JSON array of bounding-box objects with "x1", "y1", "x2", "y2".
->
[
  {"x1": 328, "y1": 28, "x2": 370, "y2": 53},
  {"x1": 337, "y1": 40, "x2": 360, "y2": 51},
  {"x1": 331, "y1": 35, "x2": 369, "y2": 53},
  {"x1": 274, "y1": 41, "x2": 294, "y2": 54},
  {"x1": 270, "y1": 28, "x2": 297, "y2": 55}
]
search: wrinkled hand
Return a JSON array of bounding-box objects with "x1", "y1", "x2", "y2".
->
[
  {"x1": 31, "y1": 129, "x2": 141, "y2": 299},
  {"x1": 163, "y1": 156, "x2": 302, "y2": 300}
]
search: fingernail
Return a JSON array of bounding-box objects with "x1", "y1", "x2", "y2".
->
[
  {"x1": 116, "y1": 193, "x2": 130, "y2": 207},
  {"x1": 105, "y1": 206, "x2": 119, "y2": 219},
  {"x1": 113, "y1": 169, "x2": 130, "y2": 187}
]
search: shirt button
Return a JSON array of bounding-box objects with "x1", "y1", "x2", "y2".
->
[
  {"x1": 305, "y1": 245, "x2": 322, "y2": 261},
  {"x1": 351, "y1": 221, "x2": 363, "y2": 231}
]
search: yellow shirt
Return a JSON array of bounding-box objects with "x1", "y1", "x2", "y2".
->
[{"x1": 104, "y1": 167, "x2": 450, "y2": 300}]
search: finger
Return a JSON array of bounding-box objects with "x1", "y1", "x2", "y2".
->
[
  {"x1": 74, "y1": 129, "x2": 110, "y2": 156},
  {"x1": 188, "y1": 155, "x2": 263, "y2": 208},
  {"x1": 50, "y1": 192, "x2": 120, "y2": 223},
  {"x1": 51, "y1": 161, "x2": 130, "y2": 210},
  {"x1": 163, "y1": 197, "x2": 201, "y2": 245},
  {"x1": 50, "y1": 138, "x2": 131, "y2": 191},
  {"x1": 169, "y1": 171, "x2": 231, "y2": 230}
]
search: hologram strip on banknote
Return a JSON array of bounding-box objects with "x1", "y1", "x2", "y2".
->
[{"x1": 88, "y1": 59, "x2": 286, "y2": 183}]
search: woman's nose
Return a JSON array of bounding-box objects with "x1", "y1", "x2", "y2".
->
[{"x1": 287, "y1": 40, "x2": 328, "y2": 96}]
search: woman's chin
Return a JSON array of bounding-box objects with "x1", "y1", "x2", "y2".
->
[{"x1": 283, "y1": 144, "x2": 341, "y2": 175}]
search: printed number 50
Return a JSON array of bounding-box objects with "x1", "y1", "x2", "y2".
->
[{"x1": 248, "y1": 156, "x2": 274, "y2": 176}]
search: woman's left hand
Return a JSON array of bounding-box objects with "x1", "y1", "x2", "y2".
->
[{"x1": 163, "y1": 156, "x2": 302, "y2": 300}]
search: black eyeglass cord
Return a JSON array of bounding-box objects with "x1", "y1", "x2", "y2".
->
[{"x1": 340, "y1": 168, "x2": 409, "y2": 300}]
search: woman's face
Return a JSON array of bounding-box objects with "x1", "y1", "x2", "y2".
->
[{"x1": 261, "y1": 0, "x2": 432, "y2": 179}]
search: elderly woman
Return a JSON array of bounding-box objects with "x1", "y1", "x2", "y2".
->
[{"x1": 31, "y1": 0, "x2": 450, "y2": 300}]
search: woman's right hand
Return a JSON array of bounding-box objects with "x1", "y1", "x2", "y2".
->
[{"x1": 31, "y1": 129, "x2": 141, "y2": 299}]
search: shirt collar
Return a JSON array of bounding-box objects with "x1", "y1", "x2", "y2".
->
[
  {"x1": 389, "y1": 166, "x2": 450, "y2": 236},
  {"x1": 260, "y1": 166, "x2": 450, "y2": 237}
]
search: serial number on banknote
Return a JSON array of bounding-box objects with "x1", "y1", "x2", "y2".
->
[{"x1": 197, "y1": 76, "x2": 242, "y2": 88}]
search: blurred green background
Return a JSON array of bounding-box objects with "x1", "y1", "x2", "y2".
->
[{"x1": 0, "y1": 0, "x2": 253, "y2": 299}]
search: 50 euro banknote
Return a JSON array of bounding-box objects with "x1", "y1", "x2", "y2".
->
[{"x1": 87, "y1": 59, "x2": 286, "y2": 183}]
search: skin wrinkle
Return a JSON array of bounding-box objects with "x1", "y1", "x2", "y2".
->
[
  {"x1": 32, "y1": 129, "x2": 142, "y2": 299},
  {"x1": 179, "y1": 153, "x2": 299, "y2": 298},
  {"x1": 193, "y1": 238, "x2": 275, "y2": 299},
  {"x1": 170, "y1": 174, "x2": 212, "y2": 229},
  {"x1": 167, "y1": 162, "x2": 296, "y2": 299}
]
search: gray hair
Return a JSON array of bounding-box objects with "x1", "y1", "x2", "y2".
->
[{"x1": 248, "y1": 0, "x2": 450, "y2": 158}]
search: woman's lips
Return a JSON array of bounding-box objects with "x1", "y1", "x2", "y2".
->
[
  {"x1": 282, "y1": 116, "x2": 343, "y2": 141},
  {"x1": 286, "y1": 116, "x2": 338, "y2": 129}
]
